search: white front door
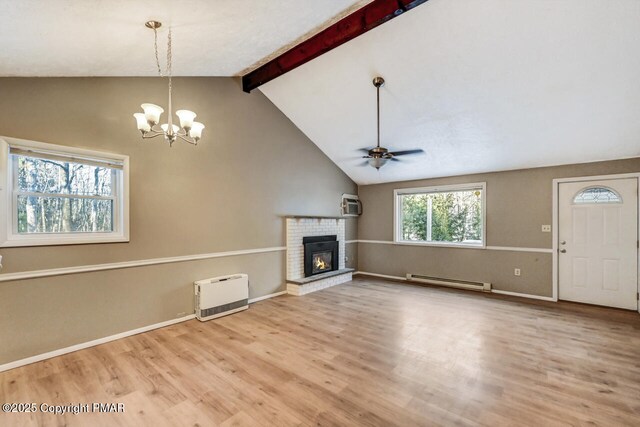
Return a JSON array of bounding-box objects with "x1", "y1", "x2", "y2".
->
[{"x1": 558, "y1": 178, "x2": 638, "y2": 310}]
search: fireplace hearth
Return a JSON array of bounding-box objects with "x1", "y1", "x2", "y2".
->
[{"x1": 303, "y1": 235, "x2": 339, "y2": 277}]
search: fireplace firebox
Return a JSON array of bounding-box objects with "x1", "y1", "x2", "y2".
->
[{"x1": 303, "y1": 235, "x2": 339, "y2": 277}]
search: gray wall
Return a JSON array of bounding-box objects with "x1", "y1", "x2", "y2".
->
[
  {"x1": 0, "y1": 77, "x2": 357, "y2": 364},
  {"x1": 357, "y1": 158, "x2": 640, "y2": 296}
]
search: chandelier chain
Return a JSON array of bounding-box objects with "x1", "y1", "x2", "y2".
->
[
  {"x1": 167, "y1": 28, "x2": 172, "y2": 78},
  {"x1": 152, "y1": 27, "x2": 163, "y2": 77},
  {"x1": 167, "y1": 28, "x2": 172, "y2": 98}
]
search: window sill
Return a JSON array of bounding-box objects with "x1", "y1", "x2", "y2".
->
[
  {"x1": 0, "y1": 236, "x2": 129, "y2": 248},
  {"x1": 393, "y1": 240, "x2": 485, "y2": 250}
]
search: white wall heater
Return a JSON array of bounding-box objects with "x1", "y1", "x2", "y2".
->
[
  {"x1": 194, "y1": 274, "x2": 249, "y2": 321},
  {"x1": 406, "y1": 273, "x2": 491, "y2": 292}
]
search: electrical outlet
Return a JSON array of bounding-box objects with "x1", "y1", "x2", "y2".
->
[
  {"x1": 541, "y1": 225, "x2": 551, "y2": 232},
  {"x1": 514, "y1": 268, "x2": 521, "y2": 276}
]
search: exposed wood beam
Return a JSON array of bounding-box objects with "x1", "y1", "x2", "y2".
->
[{"x1": 242, "y1": 0, "x2": 430, "y2": 93}]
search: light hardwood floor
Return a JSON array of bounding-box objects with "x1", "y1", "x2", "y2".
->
[{"x1": 1, "y1": 277, "x2": 640, "y2": 426}]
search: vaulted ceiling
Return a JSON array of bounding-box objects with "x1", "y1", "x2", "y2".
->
[
  {"x1": 0, "y1": 0, "x2": 369, "y2": 76},
  {"x1": 2, "y1": 0, "x2": 640, "y2": 185},
  {"x1": 260, "y1": 0, "x2": 640, "y2": 184}
]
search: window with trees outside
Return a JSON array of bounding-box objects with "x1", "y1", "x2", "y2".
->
[
  {"x1": 0, "y1": 137, "x2": 129, "y2": 247},
  {"x1": 394, "y1": 183, "x2": 485, "y2": 247}
]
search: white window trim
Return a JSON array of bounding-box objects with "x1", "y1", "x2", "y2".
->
[
  {"x1": 0, "y1": 136, "x2": 129, "y2": 247},
  {"x1": 393, "y1": 182, "x2": 487, "y2": 249}
]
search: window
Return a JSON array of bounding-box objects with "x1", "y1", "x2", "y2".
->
[
  {"x1": 394, "y1": 183, "x2": 486, "y2": 247},
  {"x1": 573, "y1": 186, "x2": 621, "y2": 204},
  {"x1": 0, "y1": 137, "x2": 129, "y2": 247}
]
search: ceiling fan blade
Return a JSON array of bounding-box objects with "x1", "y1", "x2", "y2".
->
[
  {"x1": 390, "y1": 149, "x2": 424, "y2": 156},
  {"x1": 358, "y1": 148, "x2": 372, "y2": 154},
  {"x1": 358, "y1": 160, "x2": 370, "y2": 167},
  {"x1": 390, "y1": 157, "x2": 401, "y2": 162}
]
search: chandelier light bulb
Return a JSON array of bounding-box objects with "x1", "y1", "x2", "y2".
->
[
  {"x1": 161, "y1": 123, "x2": 180, "y2": 134},
  {"x1": 189, "y1": 122, "x2": 205, "y2": 140},
  {"x1": 141, "y1": 103, "x2": 164, "y2": 125},
  {"x1": 133, "y1": 113, "x2": 151, "y2": 132},
  {"x1": 176, "y1": 110, "x2": 197, "y2": 130}
]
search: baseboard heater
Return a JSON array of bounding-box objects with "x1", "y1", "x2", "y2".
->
[
  {"x1": 194, "y1": 274, "x2": 249, "y2": 321},
  {"x1": 406, "y1": 273, "x2": 491, "y2": 292}
]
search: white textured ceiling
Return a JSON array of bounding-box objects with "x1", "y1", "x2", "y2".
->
[
  {"x1": 0, "y1": 0, "x2": 368, "y2": 76},
  {"x1": 261, "y1": 0, "x2": 640, "y2": 185}
]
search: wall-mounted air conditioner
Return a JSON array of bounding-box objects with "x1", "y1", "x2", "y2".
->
[
  {"x1": 341, "y1": 194, "x2": 362, "y2": 217},
  {"x1": 194, "y1": 274, "x2": 249, "y2": 321}
]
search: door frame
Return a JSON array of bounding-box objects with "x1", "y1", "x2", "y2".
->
[{"x1": 552, "y1": 172, "x2": 640, "y2": 311}]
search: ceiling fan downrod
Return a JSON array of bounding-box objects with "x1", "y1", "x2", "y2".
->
[{"x1": 373, "y1": 76, "x2": 384, "y2": 150}]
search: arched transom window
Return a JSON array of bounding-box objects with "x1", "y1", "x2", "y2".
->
[{"x1": 573, "y1": 186, "x2": 622, "y2": 204}]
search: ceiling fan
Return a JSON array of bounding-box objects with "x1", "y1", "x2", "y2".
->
[{"x1": 359, "y1": 76, "x2": 424, "y2": 169}]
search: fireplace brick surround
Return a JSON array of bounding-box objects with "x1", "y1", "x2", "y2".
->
[{"x1": 285, "y1": 217, "x2": 352, "y2": 295}]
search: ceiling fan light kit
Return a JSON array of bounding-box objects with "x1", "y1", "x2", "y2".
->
[
  {"x1": 368, "y1": 156, "x2": 390, "y2": 169},
  {"x1": 360, "y1": 76, "x2": 424, "y2": 169},
  {"x1": 133, "y1": 21, "x2": 205, "y2": 147}
]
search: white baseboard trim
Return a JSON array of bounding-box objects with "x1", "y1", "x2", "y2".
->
[
  {"x1": 0, "y1": 246, "x2": 286, "y2": 283},
  {"x1": 248, "y1": 290, "x2": 287, "y2": 303},
  {"x1": 491, "y1": 289, "x2": 556, "y2": 301},
  {"x1": 356, "y1": 272, "x2": 557, "y2": 302},
  {"x1": 0, "y1": 314, "x2": 196, "y2": 373}
]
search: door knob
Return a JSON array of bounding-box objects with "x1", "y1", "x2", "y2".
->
[
  {"x1": 560, "y1": 241, "x2": 566, "y2": 245},
  {"x1": 560, "y1": 249, "x2": 567, "y2": 253}
]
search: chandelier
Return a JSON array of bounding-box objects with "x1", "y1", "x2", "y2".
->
[{"x1": 133, "y1": 21, "x2": 204, "y2": 146}]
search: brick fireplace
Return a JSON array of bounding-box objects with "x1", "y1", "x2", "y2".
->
[{"x1": 285, "y1": 217, "x2": 353, "y2": 296}]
